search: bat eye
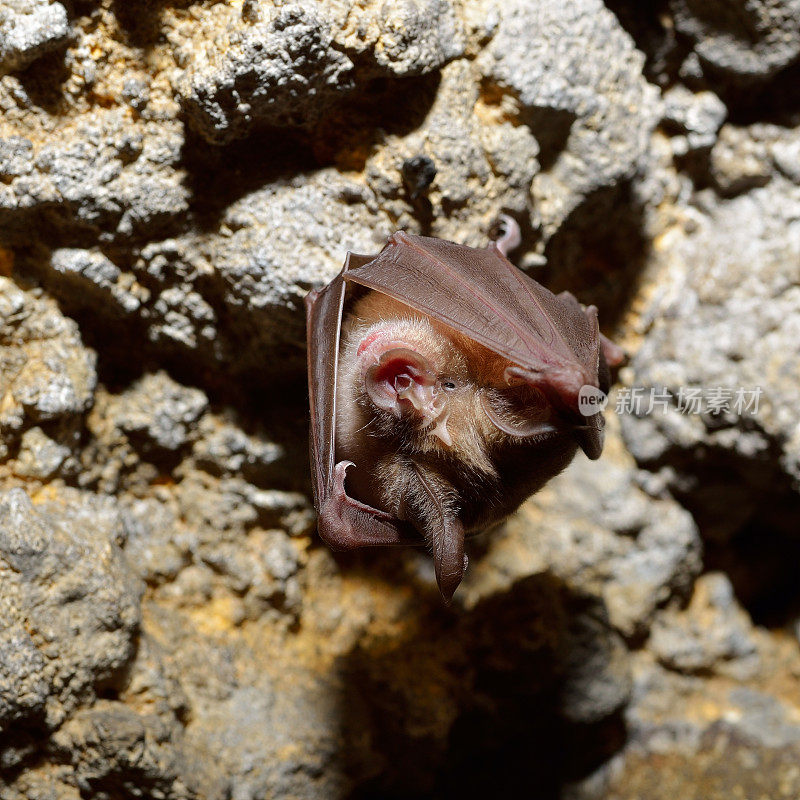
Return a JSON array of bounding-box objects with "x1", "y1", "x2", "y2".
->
[{"x1": 441, "y1": 379, "x2": 457, "y2": 391}]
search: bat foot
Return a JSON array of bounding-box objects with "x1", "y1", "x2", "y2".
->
[
  {"x1": 491, "y1": 214, "x2": 522, "y2": 257},
  {"x1": 600, "y1": 333, "x2": 626, "y2": 368}
]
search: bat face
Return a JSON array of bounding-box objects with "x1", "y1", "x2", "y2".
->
[
  {"x1": 337, "y1": 291, "x2": 575, "y2": 513},
  {"x1": 305, "y1": 222, "x2": 615, "y2": 601}
]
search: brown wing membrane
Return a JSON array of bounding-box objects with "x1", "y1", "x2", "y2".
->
[
  {"x1": 343, "y1": 232, "x2": 601, "y2": 417},
  {"x1": 305, "y1": 252, "x2": 419, "y2": 551}
]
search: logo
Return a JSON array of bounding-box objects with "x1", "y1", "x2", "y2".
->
[{"x1": 578, "y1": 385, "x2": 608, "y2": 416}]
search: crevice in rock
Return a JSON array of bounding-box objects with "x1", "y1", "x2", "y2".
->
[
  {"x1": 606, "y1": 0, "x2": 800, "y2": 126},
  {"x1": 603, "y1": 0, "x2": 687, "y2": 88},
  {"x1": 180, "y1": 70, "x2": 441, "y2": 232},
  {"x1": 520, "y1": 106, "x2": 578, "y2": 172},
  {"x1": 180, "y1": 126, "x2": 320, "y2": 235},
  {"x1": 14, "y1": 44, "x2": 72, "y2": 115},
  {"x1": 720, "y1": 61, "x2": 800, "y2": 126},
  {"x1": 109, "y1": 0, "x2": 196, "y2": 48},
  {"x1": 635, "y1": 436, "x2": 800, "y2": 629}
]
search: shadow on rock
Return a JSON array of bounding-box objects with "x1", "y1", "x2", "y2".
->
[
  {"x1": 110, "y1": 0, "x2": 195, "y2": 48},
  {"x1": 542, "y1": 180, "x2": 651, "y2": 331},
  {"x1": 180, "y1": 71, "x2": 441, "y2": 234},
  {"x1": 625, "y1": 411, "x2": 800, "y2": 629},
  {"x1": 337, "y1": 574, "x2": 630, "y2": 800}
]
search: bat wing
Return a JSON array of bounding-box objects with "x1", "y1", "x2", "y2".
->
[
  {"x1": 343, "y1": 231, "x2": 605, "y2": 458},
  {"x1": 305, "y1": 252, "x2": 420, "y2": 552}
]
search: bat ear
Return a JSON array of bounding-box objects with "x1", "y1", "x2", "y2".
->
[{"x1": 365, "y1": 347, "x2": 438, "y2": 418}]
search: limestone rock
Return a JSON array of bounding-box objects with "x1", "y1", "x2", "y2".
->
[
  {"x1": 662, "y1": 85, "x2": 727, "y2": 156},
  {"x1": 0, "y1": 0, "x2": 798, "y2": 797},
  {"x1": 477, "y1": 0, "x2": 660, "y2": 241},
  {"x1": 0, "y1": 489, "x2": 141, "y2": 735},
  {"x1": 110, "y1": 372, "x2": 208, "y2": 453},
  {"x1": 464, "y1": 453, "x2": 703, "y2": 639},
  {"x1": 671, "y1": 0, "x2": 800, "y2": 84},
  {"x1": 176, "y1": 0, "x2": 464, "y2": 144},
  {"x1": 649, "y1": 573, "x2": 759, "y2": 677},
  {"x1": 0, "y1": 277, "x2": 96, "y2": 454},
  {"x1": 620, "y1": 170, "x2": 800, "y2": 522},
  {"x1": 208, "y1": 169, "x2": 394, "y2": 368},
  {"x1": 0, "y1": 0, "x2": 69, "y2": 76},
  {"x1": 0, "y1": 110, "x2": 187, "y2": 242}
]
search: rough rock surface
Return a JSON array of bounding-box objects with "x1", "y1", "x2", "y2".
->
[
  {"x1": 477, "y1": 0, "x2": 660, "y2": 242},
  {"x1": 0, "y1": 0, "x2": 69, "y2": 76},
  {"x1": 176, "y1": 0, "x2": 464, "y2": 144},
  {"x1": 0, "y1": 0, "x2": 799, "y2": 797},
  {"x1": 620, "y1": 162, "x2": 800, "y2": 539},
  {"x1": 671, "y1": 0, "x2": 800, "y2": 84}
]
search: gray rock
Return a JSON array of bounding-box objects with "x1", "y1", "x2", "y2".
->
[
  {"x1": 185, "y1": 677, "x2": 343, "y2": 800},
  {"x1": 0, "y1": 135, "x2": 33, "y2": 180},
  {"x1": 209, "y1": 170, "x2": 393, "y2": 367},
  {"x1": 50, "y1": 702, "x2": 206, "y2": 800},
  {"x1": 463, "y1": 454, "x2": 702, "y2": 638},
  {"x1": 365, "y1": 59, "x2": 540, "y2": 247},
  {"x1": 351, "y1": 0, "x2": 464, "y2": 77},
  {"x1": 135, "y1": 237, "x2": 223, "y2": 358},
  {"x1": 662, "y1": 85, "x2": 727, "y2": 155},
  {"x1": 192, "y1": 415, "x2": 284, "y2": 478},
  {"x1": 709, "y1": 123, "x2": 774, "y2": 195},
  {"x1": 0, "y1": 489, "x2": 142, "y2": 732},
  {"x1": 649, "y1": 573, "x2": 759, "y2": 676},
  {"x1": 0, "y1": 277, "x2": 96, "y2": 446},
  {"x1": 0, "y1": 0, "x2": 69, "y2": 76},
  {"x1": 584, "y1": 655, "x2": 800, "y2": 800},
  {"x1": 2, "y1": 0, "x2": 800, "y2": 796},
  {"x1": 620, "y1": 170, "x2": 800, "y2": 504},
  {"x1": 176, "y1": 2, "x2": 354, "y2": 144},
  {"x1": 50, "y1": 248, "x2": 147, "y2": 316},
  {"x1": 0, "y1": 765, "x2": 82, "y2": 800},
  {"x1": 709, "y1": 122, "x2": 800, "y2": 195},
  {"x1": 175, "y1": 0, "x2": 463, "y2": 143},
  {"x1": 120, "y1": 496, "x2": 192, "y2": 585},
  {"x1": 0, "y1": 606, "x2": 48, "y2": 733},
  {"x1": 477, "y1": 0, "x2": 660, "y2": 241},
  {"x1": 671, "y1": 0, "x2": 800, "y2": 84},
  {"x1": 0, "y1": 110, "x2": 187, "y2": 242},
  {"x1": 111, "y1": 372, "x2": 208, "y2": 453},
  {"x1": 39, "y1": 172, "x2": 394, "y2": 378},
  {"x1": 176, "y1": 469, "x2": 311, "y2": 539},
  {"x1": 13, "y1": 426, "x2": 70, "y2": 479}
]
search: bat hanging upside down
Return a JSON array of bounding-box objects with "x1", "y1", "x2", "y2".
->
[{"x1": 305, "y1": 217, "x2": 623, "y2": 601}]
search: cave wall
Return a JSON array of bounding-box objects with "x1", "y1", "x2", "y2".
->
[{"x1": 1, "y1": 1, "x2": 800, "y2": 798}]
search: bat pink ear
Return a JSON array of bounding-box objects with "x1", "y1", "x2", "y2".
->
[{"x1": 365, "y1": 348, "x2": 437, "y2": 417}]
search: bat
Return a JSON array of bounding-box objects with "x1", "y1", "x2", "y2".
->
[{"x1": 305, "y1": 217, "x2": 621, "y2": 601}]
